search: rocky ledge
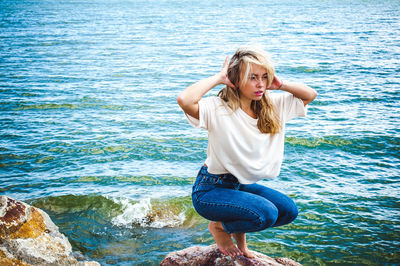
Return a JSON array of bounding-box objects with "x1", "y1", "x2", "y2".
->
[
  {"x1": 0, "y1": 195, "x2": 99, "y2": 266},
  {"x1": 160, "y1": 244, "x2": 301, "y2": 266}
]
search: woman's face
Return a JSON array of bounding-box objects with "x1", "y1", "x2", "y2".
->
[{"x1": 239, "y1": 63, "x2": 268, "y2": 105}]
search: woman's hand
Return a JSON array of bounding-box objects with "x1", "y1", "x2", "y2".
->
[
  {"x1": 218, "y1": 56, "x2": 236, "y2": 89},
  {"x1": 267, "y1": 74, "x2": 283, "y2": 90},
  {"x1": 273, "y1": 77, "x2": 318, "y2": 106},
  {"x1": 177, "y1": 55, "x2": 236, "y2": 119}
]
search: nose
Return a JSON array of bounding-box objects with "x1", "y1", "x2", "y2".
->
[{"x1": 256, "y1": 78, "x2": 264, "y2": 87}]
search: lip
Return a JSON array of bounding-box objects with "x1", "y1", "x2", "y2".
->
[{"x1": 254, "y1": 90, "x2": 264, "y2": 96}]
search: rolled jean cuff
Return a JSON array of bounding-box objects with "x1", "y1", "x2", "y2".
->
[{"x1": 221, "y1": 222, "x2": 233, "y2": 234}]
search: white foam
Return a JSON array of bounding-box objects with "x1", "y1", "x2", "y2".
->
[{"x1": 110, "y1": 197, "x2": 186, "y2": 229}]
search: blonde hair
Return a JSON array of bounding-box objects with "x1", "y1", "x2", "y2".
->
[{"x1": 218, "y1": 46, "x2": 281, "y2": 134}]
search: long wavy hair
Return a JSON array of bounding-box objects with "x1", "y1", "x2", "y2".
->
[{"x1": 218, "y1": 46, "x2": 281, "y2": 134}]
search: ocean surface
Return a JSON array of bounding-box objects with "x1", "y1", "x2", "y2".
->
[{"x1": 1, "y1": 0, "x2": 399, "y2": 265}]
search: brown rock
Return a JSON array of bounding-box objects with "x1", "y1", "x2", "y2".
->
[
  {"x1": 0, "y1": 196, "x2": 30, "y2": 238},
  {"x1": 10, "y1": 207, "x2": 46, "y2": 239},
  {"x1": 0, "y1": 248, "x2": 30, "y2": 266},
  {"x1": 160, "y1": 244, "x2": 301, "y2": 266},
  {"x1": 0, "y1": 195, "x2": 99, "y2": 266}
]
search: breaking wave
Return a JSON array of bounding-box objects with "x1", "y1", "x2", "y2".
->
[{"x1": 30, "y1": 194, "x2": 201, "y2": 229}]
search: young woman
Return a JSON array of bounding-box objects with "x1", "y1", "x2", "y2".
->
[{"x1": 177, "y1": 46, "x2": 317, "y2": 258}]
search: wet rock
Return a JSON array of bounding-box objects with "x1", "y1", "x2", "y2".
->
[
  {"x1": 0, "y1": 195, "x2": 99, "y2": 266},
  {"x1": 160, "y1": 244, "x2": 301, "y2": 266}
]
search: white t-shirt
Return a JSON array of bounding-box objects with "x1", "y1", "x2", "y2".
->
[{"x1": 186, "y1": 93, "x2": 307, "y2": 184}]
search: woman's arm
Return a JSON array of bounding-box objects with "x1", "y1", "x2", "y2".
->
[
  {"x1": 268, "y1": 75, "x2": 318, "y2": 106},
  {"x1": 177, "y1": 56, "x2": 235, "y2": 119}
]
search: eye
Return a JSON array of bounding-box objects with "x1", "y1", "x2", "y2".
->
[
  {"x1": 249, "y1": 75, "x2": 257, "y2": 80},
  {"x1": 262, "y1": 75, "x2": 268, "y2": 80}
]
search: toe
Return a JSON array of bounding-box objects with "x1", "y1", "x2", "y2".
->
[{"x1": 219, "y1": 248, "x2": 228, "y2": 256}]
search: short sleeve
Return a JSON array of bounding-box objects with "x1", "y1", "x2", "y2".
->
[
  {"x1": 185, "y1": 97, "x2": 216, "y2": 130},
  {"x1": 270, "y1": 93, "x2": 308, "y2": 123}
]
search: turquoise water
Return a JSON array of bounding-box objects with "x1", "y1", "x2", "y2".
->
[{"x1": 1, "y1": 0, "x2": 399, "y2": 265}]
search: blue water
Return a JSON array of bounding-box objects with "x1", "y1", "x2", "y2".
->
[{"x1": 1, "y1": 0, "x2": 399, "y2": 265}]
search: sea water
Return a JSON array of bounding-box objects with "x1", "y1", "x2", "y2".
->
[{"x1": 1, "y1": 0, "x2": 399, "y2": 265}]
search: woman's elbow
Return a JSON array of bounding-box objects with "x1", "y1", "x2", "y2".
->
[
  {"x1": 304, "y1": 88, "x2": 318, "y2": 106},
  {"x1": 310, "y1": 88, "x2": 318, "y2": 101},
  {"x1": 176, "y1": 93, "x2": 185, "y2": 108}
]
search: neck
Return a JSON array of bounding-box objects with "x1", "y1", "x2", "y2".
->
[
  {"x1": 239, "y1": 98, "x2": 252, "y2": 110},
  {"x1": 240, "y1": 99, "x2": 256, "y2": 118}
]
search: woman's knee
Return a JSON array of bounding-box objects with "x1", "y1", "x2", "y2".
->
[
  {"x1": 257, "y1": 204, "x2": 279, "y2": 230},
  {"x1": 275, "y1": 198, "x2": 298, "y2": 226},
  {"x1": 240, "y1": 184, "x2": 297, "y2": 222},
  {"x1": 286, "y1": 201, "x2": 298, "y2": 223}
]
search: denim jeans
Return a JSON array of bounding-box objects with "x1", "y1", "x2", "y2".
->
[{"x1": 192, "y1": 166, "x2": 298, "y2": 234}]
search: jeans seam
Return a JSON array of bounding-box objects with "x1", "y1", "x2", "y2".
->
[{"x1": 195, "y1": 198, "x2": 265, "y2": 229}]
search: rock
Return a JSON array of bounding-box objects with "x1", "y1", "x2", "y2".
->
[
  {"x1": 160, "y1": 244, "x2": 301, "y2": 266},
  {"x1": 0, "y1": 195, "x2": 99, "y2": 266}
]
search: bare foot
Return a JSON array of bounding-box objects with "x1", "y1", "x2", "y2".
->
[
  {"x1": 232, "y1": 232, "x2": 255, "y2": 258},
  {"x1": 208, "y1": 221, "x2": 243, "y2": 257}
]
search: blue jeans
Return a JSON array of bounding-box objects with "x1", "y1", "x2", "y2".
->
[{"x1": 192, "y1": 166, "x2": 298, "y2": 234}]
